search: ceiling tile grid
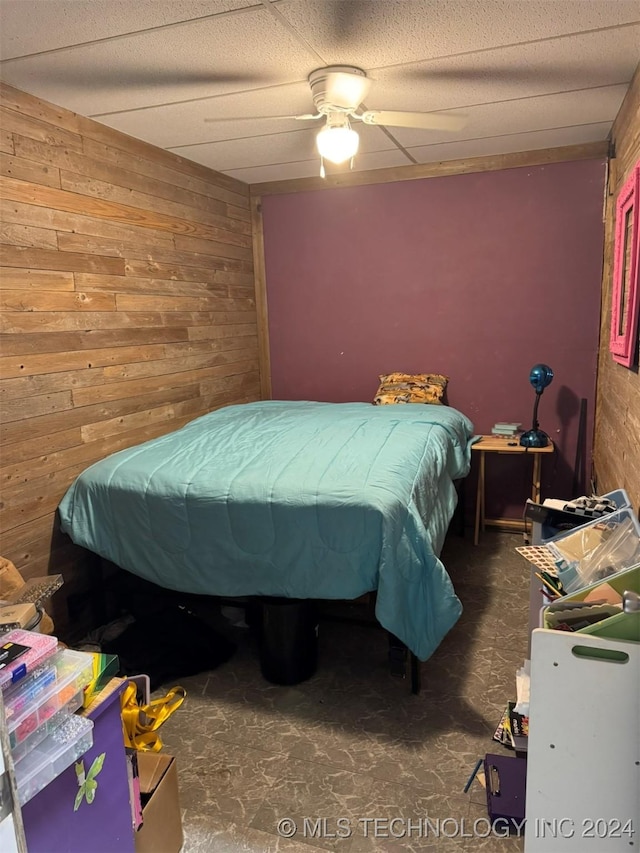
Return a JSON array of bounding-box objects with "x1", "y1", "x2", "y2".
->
[
  {"x1": 1, "y1": 0, "x2": 639, "y2": 184},
  {"x1": 0, "y1": 0, "x2": 256, "y2": 60}
]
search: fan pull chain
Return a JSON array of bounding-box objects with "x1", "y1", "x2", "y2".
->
[
  {"x1": 319, "y1": 156, "x2": 325, "y2": 179},
  {"x1": 350, "y1": 156, "x2": 354, "y2": 170}
]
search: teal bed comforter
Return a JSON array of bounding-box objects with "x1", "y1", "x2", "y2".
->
[{"x1": 59, "y1": 401, "x2": 475, "y2": 660}]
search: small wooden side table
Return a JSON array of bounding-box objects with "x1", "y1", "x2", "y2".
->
[{"x1": 471, "y1": 435, "x2": 555, "y2": 545}]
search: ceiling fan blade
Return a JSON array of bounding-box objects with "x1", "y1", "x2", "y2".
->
[
  {"x1": 401, "y1": 66, "x2": 595, "y2": 85},
  {"x1": 39, "y1": 68, "x2": 268, "y2": 89},
  {"x1": 324, "y1": 70, "x2": 371, "y2": 110},
  {"x1": 203, "y1": 114, "x2": 320, "y2": 124},
  {"x1": 360, "y1": 110, "x2": 467, "y2": 132}
]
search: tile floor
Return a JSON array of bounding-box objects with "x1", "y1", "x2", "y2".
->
[{"x1": 158, "y1": 531, "x2": 529, "y2": 852}]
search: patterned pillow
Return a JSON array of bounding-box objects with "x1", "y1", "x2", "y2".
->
[{"x1": 373, "y1": 372, "x2": 449, "y2": 405}]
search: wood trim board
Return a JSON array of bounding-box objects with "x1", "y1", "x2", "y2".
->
[{"x1": 250, "y1": 142, "x2": 608, "y2": 197}]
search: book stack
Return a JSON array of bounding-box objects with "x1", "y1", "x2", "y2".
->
[
  {"x1": 491, "y1": 422, "x2": 521, "y2": 437},
  {"x1": 492, "y1": 702, "x2": 529, "y2": 754}
]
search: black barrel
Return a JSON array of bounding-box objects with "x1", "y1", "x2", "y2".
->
[{"x1": 259, "y1": 597, "x2": 318, "y2": 685}]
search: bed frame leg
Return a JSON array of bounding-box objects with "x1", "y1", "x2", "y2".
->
[
  {"x1": 410, "y1": 652, "x2": 421, "y2": 695},
  {"x1": 388, "y1": 634, "x2": 406, "y2": 678},
  {"x1": 388, "y1": 634, "x2": 421, "y2": 695}
]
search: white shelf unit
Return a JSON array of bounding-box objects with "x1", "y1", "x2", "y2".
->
[{"x1": 524, "y1": 628, "x2": 640, "y2": 852}]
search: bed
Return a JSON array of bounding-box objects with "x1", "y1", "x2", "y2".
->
[{"x1": 58, "y1": 400, "x2": 475, "y2": 663}]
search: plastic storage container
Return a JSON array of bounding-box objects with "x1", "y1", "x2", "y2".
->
[
  {"x1": 545, "y1": 506, "x2": 640, "y2": 594},
  {"x1": 2, "y1": 647, "x2": 89, "y2": 712},
  {"x1": 0, "y1": 630, "x2": 58, "y2": 690},
  {"x1": 540, "y1": 488, "x2": 632, "y2": 542},
  {"x1": 2, "y1": 660, "x2": 58, "y2": 719},
  {"x1": 5, "y1": 649, "x2": 94, "y2": 751},
  {"x1": 11, "y1": 694, "x2": 85, "y2": 763},
  {"x1": 542, "y1": 563, "x2": 640, "y2": 642},
  {"x1": 15, "y1": 714, "x2": 94, "y2": 806}
]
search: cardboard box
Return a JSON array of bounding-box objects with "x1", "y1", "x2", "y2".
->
[{"x1": 135, "y1": 753, "x2": 183, "y2": 853}]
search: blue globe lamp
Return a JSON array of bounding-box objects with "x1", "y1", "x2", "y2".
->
[{"x1": 520, "y1": 364, "x2": 554, "y2": 448}]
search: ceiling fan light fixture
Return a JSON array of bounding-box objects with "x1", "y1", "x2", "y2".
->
[{"x1": 316, "y1": 114, "x2": 359, "y2": 165}]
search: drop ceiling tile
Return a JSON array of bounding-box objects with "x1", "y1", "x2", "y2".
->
[
  {"x1": 0, "y1": 0, "x2": 635, "y2": 183},
  {"x1": 0, "y1": 0, "x2": 255, "y2": 60},
  {"x1": 228, "y1": 148, "x2": 411, "y2": 184},
  {"x1": 169, "y1": 123, "x2": 395, "y2": 171},
  {"x1": 276, "y1": 0, "x2": 640, "y2": 69},
  {"x1": 172, "y1": 127, "x2": 321, "y2": 171},
  {"x1": 93, "y1": 82, "x2": 314, "y2": 148},
  {"x1": 353, "y1": 148, "x2": 412, "y2": 171},
  {"x1": 389, "y1": 84, "x2": 628, "y2": 148},
  {"x1": 368, "y1": 26, "x2": 640, "y2": 114},
  {"x1": 406, "y1": 122, "x2": 612, "y2": 164},
  {"x1": 229, "y1": 160, "x2": 324, "y2": 184},
  {"x1": 0, "y1": 7, "x2": 316, "y2": 115}
]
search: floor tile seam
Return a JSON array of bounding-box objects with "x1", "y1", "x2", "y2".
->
[
  {"x1": 247, "y1": 793, "x2": 358, "y2": 852},
  {"x1": 183, "y1": 810, "x2": 339, "y2": 853},
  {"x1": 172, "y1": 729, "x2": 294, "y2": 763},
  {"x1": 250, "y1": 808, "x2": 346, "y2": 853},
  {"x1": 264, "y1": 750, "x2": 489, "y2": 804}
]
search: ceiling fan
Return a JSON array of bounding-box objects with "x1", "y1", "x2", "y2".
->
[
  {"x1": 291, "y1": 65, "x2": 467, "y2": 131},
  {"x1": 205, "y1": 65, "x2": 467, "y2": 176}
]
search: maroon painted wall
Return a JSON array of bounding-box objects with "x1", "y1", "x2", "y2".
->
[{"x1": 261, "y1": 159, "x2": 606, "y2": 518}]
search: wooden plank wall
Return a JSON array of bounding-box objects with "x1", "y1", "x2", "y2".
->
[
  {"x1": 0, "y1": 84, "x2": 261, "y2": 637},
  {"x1": 593, "y1": 65, "x2": 640, "y2": 514}
]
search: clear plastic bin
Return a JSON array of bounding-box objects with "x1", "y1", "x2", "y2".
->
[
  {"x1": 0, "y1": 630, "x2": 58, "y2": 690},
  {"x1": 602, "y1": 488, "x2": 632, "y2": 509},
  {"x1": 546, "y1": 506, "x2": 640, "y2": 594},
  {"x1": 15, "y1": 714, "x2": 94, "y2": 806},
  {"x1": 10, "y1": 688, "x2": 86, "y2": 763},
  {"x1": 541, "y1": 489, "x2": 632, "y2": 542},
  {"x1": 5, "y1": 649, "x2": 94, "y2": 749},
  {"x1": 2, "y1": 661, "x2": 58, "y2": 720}
]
